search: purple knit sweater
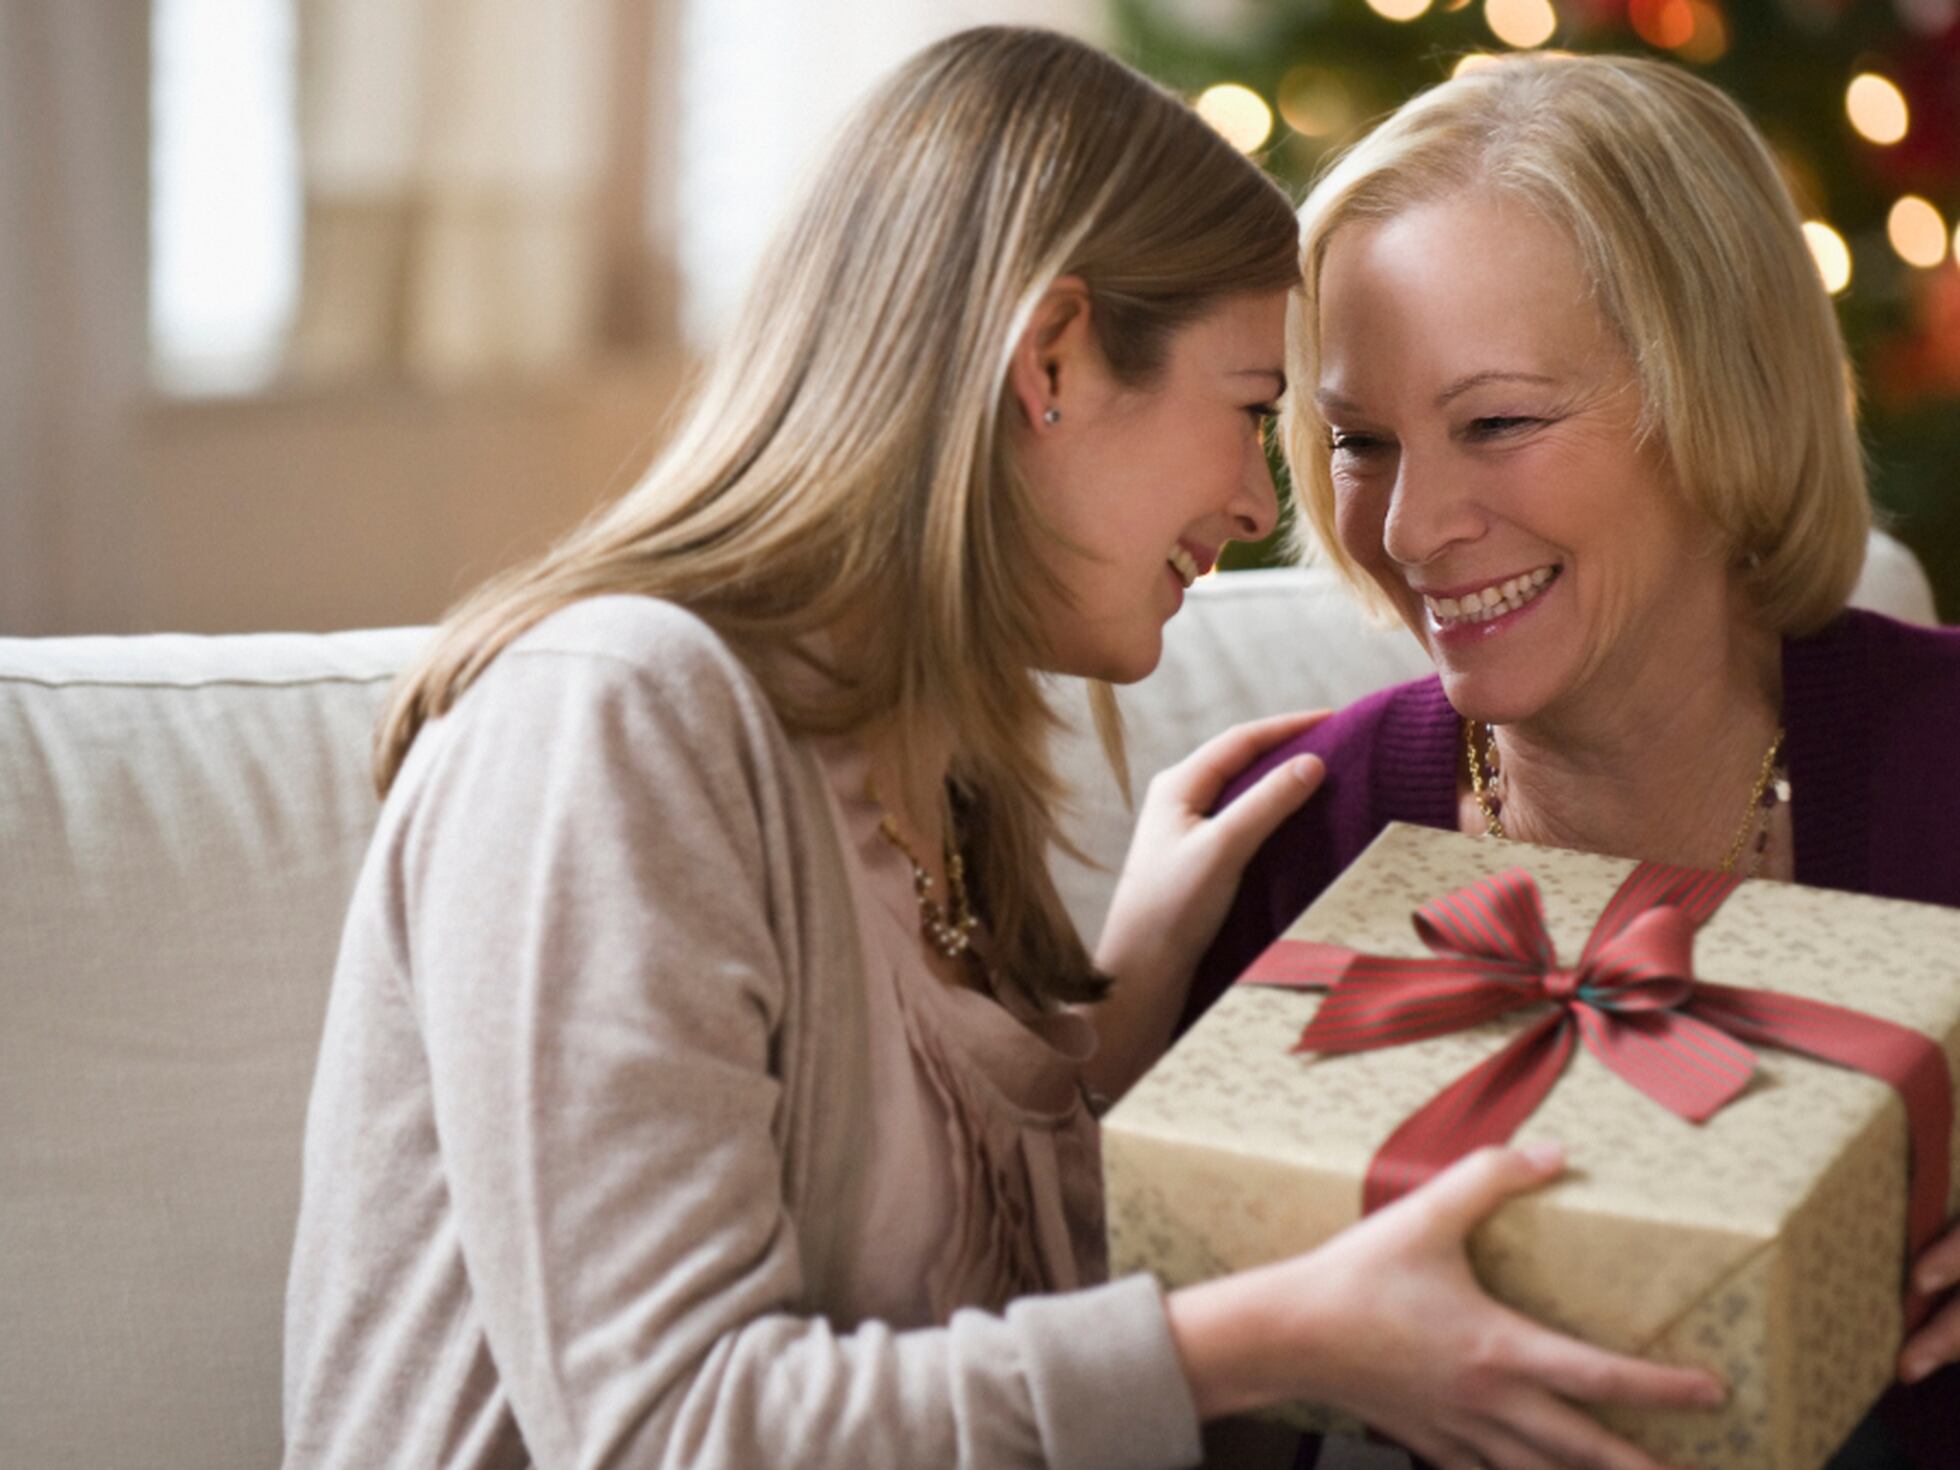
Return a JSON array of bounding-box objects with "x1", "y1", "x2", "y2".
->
[{"x1": 1186, "y1": 607, "x2": 1960, "y2": 1468}]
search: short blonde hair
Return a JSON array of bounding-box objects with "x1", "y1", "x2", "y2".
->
[
  {"x1": 377, "y1": 27, "x2": 1298, "y2": 1005},
  {"x1": 1284, "y1": 52, "x2": 1868, "y2": 635}
]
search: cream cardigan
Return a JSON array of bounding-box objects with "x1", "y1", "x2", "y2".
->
[{"x1": 281, "y1": 595, "x2": 1203, "y2": 1470}]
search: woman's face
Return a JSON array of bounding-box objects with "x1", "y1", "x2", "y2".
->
[
  {"x1": 1021, "y1": 289, "x2": 1288, "y2": 684},
  {"x1": 1315, "y1": 193, "x2": 1731, "y2": 728}
]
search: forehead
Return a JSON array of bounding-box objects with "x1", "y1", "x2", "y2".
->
[
  {"x1": 1170, "y1": 288, "x2": 1289, "y2": 372},
  {"x1": 1316, "y1": 194, "x2": 1611, "y2": 386}
]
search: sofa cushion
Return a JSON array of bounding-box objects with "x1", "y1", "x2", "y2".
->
[{"x1": 0, "y1": 630, "x2": 424, "y2": 1469}]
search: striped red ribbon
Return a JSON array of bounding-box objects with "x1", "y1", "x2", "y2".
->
[{"x1": 1240, "y1": 861, "x2": 1954, "y2": 1328}]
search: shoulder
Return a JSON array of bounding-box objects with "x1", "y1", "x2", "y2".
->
[
  {"x1": 1214, "y1": 672, "x2": 1450, "y2": 816},
  {"x1": 505, "y1": 594, "x2": 765, "y2": 704},
  {"x1": 1788, "y1": 607, "x2": 1960, "y2": 723},
  {"x1": 401, "y1": 596, "x2": 798, "y2": 820}
]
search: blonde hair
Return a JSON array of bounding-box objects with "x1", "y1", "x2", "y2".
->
[
  {"x1": 375, "y1": 26, "x2": 1299, "y2": 1005},
  {"x1": 1284, "y1": 52, "x2": 1868, "y2": 634}
]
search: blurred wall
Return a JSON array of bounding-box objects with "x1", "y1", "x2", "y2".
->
[{"x1": 136, "y1": 355, "x2": 689, "y2": 633}]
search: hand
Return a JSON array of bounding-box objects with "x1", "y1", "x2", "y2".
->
[
  {"x1": 1900, "y1": 1216, "x2": 1960, "y2": 1384},
  {"x1": 1168, "y1": 1143, "x2": 1728, "y2": 1470},
  {"x1": 1086, "y1": 710, "x2": 1327, "y2": 1099}
]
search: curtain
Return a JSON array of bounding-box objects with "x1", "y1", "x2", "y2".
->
[
  {"x1": 0, "y1": 0, "x2": 150, "y2": 634},
  {"x1": 289, "y1": 0, "x2": 633, "y2": 383}
]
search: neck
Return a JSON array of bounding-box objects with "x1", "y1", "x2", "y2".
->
[{"x1": 1486, "y1": 604, "x2": 1783, "y2": 871}]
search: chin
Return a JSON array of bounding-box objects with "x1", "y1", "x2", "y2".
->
[{"x1": 1437, "y1": 669, "x2": 1555, "y2": 728}]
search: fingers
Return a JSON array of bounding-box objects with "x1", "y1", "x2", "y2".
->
[
  {"x1": 1485, "y1": 1391, "x2": 1696, "y2": 1470},
  {"x1": 1502, "y1": 1325, "x2": 1726, "y2": 1411},
  {"x1": 1159, "y1": 708, "x2": 1330, "y2": 812},
  {"x1": 1410, "y1": 1141, "x2": 1568, "y2": 1240},
  {"x1": 1202, "y1": 752, "x2": 1326, "y2": 865},
  {"x1": 1913, "y1": 1218, "x2": 1960, "y2": 1297},
  {"x1": 1901, "y1": 1291, "x2": 1960, "y2": 1383}
]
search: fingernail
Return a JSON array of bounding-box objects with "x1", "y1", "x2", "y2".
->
[
  {"x1": 1701, "y1": 1377, "x2": 1730, "y2": 1407},
  {"x1": 1291, "y1": 755, "x2": 1323, "y2": 784},
  {"x1": 1901, "y1": 1354, "x2": 1931, "y2": 1385},
  {"x1": 1519, "y1": 1139, "x2": 1565, "y2": 1171},
  {"x1": 1918, "y1": 1262, "x2": 1952, "y2": 1294}
]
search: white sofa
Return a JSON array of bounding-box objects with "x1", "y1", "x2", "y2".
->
[{"x1": 0, "y1": 536, "x2": 1937, "y2": 1470}]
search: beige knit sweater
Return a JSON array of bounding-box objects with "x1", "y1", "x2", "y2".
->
[{"x1": 281, "y1": 595, "x2": 1204, "y2": 1470}]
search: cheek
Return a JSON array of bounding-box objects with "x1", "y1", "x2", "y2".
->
[{"x1": 1332, "y1": 474, "x2": 1389, "y2": 570}]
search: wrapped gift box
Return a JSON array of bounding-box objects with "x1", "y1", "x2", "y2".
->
[{"x1": 1104, "y1": 823, "x2": 1960, "y2": 1470}]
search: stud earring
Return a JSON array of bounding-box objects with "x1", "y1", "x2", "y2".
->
[{"x1": 1042, "y1": 407, "x2": 1061, "y2": 426}]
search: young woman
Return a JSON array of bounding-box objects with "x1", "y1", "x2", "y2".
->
[{"x1": 282, "y1": 29, "x2": 1722, "y2": 1470}]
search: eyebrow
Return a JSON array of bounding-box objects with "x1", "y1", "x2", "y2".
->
[
  {"x1": 1233, "y1": 369, "x2": 1287, "y2": 394},
  {"x1": 1315, "y1": 370, "x2": 1559, "y2": 415}
]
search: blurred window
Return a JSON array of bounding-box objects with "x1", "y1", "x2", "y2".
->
[{"x1": 149, "y1": 0, "x2": 302, "y2": 395}]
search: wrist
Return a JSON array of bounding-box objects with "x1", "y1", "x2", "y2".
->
[{"x1": 1165, "y1": 1267, "x2": 1291, "y2": 1420}]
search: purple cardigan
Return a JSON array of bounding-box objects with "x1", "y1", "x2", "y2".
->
[{"x1": 1186, "y1": 607, "x2": 1960, "y2": 1468}]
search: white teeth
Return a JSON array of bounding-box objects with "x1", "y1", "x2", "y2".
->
[
  {"x1": 1422, "y1": 565, "x2": 1560, "y2": 627},
  {"x1": 1168, "y1": 546, "x2": 1200, "y2": 589}
]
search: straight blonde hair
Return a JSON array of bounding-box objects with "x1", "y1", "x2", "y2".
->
[
  {"x1": 1285, "y1": 52, "x2": 1869, "y2": 635},
  {"x1": 375, "y1": 26, "x2": 1300, "y2": 1005}
]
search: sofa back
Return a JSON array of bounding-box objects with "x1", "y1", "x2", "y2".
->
[{"x1": 0, "y1": 541, "x2": 1935, "y2": 1470}]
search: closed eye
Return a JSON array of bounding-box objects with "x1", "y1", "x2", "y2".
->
[
  {"x1": 1246, "y1": 402, "x2": 1279, "y2": 428},
  {"x1": 1328, "y1": 430, "x2": 1389, "y2": 456},
  {"x1": 1467, "y1": 416, "x2": 1543, "y2": 439}
]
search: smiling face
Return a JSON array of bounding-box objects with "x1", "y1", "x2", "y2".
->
[
  {"x1": 1315, "y1": 193, "x2": 1737, "y2": 730},
  {"x1": 1019, "y1": 289, "x2": 1288, "y2": 684}
]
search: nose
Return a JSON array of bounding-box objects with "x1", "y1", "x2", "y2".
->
[
  {"x1": 1380, "y1": 449, "x2": 1484, "y2": 570},
  {"x1": 1227, "y1": 445, "x2": 1282, "y2": 545}
]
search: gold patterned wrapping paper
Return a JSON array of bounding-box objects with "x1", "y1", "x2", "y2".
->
[{"x1": 1104, "y1": 823, "x2": 1960, "y2": 1470}]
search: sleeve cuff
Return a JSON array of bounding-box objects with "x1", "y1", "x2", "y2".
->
[{"x1": 1006, "y1": 1273, "x2": 1203, "y2": 1470}]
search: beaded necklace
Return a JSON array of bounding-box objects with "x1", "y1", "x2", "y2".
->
[{"x1": 1465, "y1": 721, "x2": 1790, "y2": 878}]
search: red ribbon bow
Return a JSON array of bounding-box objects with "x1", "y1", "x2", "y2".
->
[{"x1": 1241, "y1": 860, "x2": 1954, "y2": 1327}]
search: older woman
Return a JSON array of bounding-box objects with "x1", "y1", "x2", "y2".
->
[{"x1": 1184, "y1": 53, "x2": 1960, "y2": 1470}]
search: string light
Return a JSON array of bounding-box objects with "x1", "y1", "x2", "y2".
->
[
  {"x1": 1629, "y1": 0, "x2": 1695, "y2": 48},
  {"x1": 1845, "y1": 73, "x2": 1909, "y2": 145},
  {"x1": 1888, "y1": 196, "x2": 1949, "y2": 268},
  {"x1": 1801, "y1": 220, "x2": 1852, "y2": 295},
  {"x1": 1675, "y1": 1, "x2": 1729, "y2": 62},
  {"x1": 1279, "y1": 67, "x2": 1353, "y2": 138},
  {"x1": 1366, "y1": 0, "x2": 1432, "y2": 19},
  {"x1": 1485, "y1": 0, "x2": 1557, "y2": 48},
  {"x1": 1195, "y1": 83, "x2": 1273, "y2": 153}
]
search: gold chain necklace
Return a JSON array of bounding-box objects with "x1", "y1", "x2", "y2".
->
[
  {"x1": 866, "y1": 779, "x2": 982, "y2": 962},
  {"x1": 1466, "y1": 721, "x2": 1789, "y2": 877}
]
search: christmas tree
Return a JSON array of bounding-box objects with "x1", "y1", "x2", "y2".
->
[{"x1": 1114, "y1": 0, "x2": 1960, "y2": 616}]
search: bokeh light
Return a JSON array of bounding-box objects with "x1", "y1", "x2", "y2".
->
[
  {"x1": 1845, "y1": 73, "x2": 1910, "y2": 145},
  {"x1": 1485, "y1": 0, "x2": 1558, "y2": 47},
  {"x1": 1453, "y1": 53, "x2": 1502, "y2": 79},
  {"x1": 1802, "y1": 220, "x2": 1853, "y2": 294},
  {"x1": 1888, "y1": 195, "x2": 1949, "y2": 268},
  {"x1": 1279, "y1": 67, "x2": 1354, "y2": 138},
  {"x1": 1195, "y1": 83, "x2": 1273, "y2": 153},
  {"x1": 1629, "y1": 0, "x2": 1695, "y2": 48},
  {"x1": 1676, "y1": 1, "x2": 1730, "y2": 62},
  {"x1": 1366, "y1": 0, "x2": 1433, "y2": 19}
]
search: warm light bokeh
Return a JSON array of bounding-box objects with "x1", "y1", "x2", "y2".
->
[
  {"x1": 1452, "y1": 52, "x2": 1501, "y2": 78},
  {"x1": 1195, "y1": 82, "x2": 1273, "y2": 153},
  {"x1": 1846, "y1": 72, "x2": 1910, "y2": 145},
  {"x1": 1366, "y1": 0, "x2": 1433, "y2": 20},
  {"x1": 1888, "y1": 195, "x2": 1949, "y2": 268},
  {"x1": 1278, "y1": 67, "x2": 1353, "y2": 138},
  {"x1": 1485, "y1": 0, "x2": 1557, "y2": 47},
  {"x1": 1802, "y1": 220, "x2": 1853, "y2": 294}
]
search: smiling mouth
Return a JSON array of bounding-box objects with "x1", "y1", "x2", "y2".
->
[
  {"x1": 1168, "y1": 545, "x2": 1204, "y2": 590},
  {"x1": 1422, "y1": 565, "x2": 1561, "y2": 627}
]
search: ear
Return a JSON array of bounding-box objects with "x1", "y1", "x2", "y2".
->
[{"x1": 1006, "y1": 276, "x2": 1100, "y2": 431}]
